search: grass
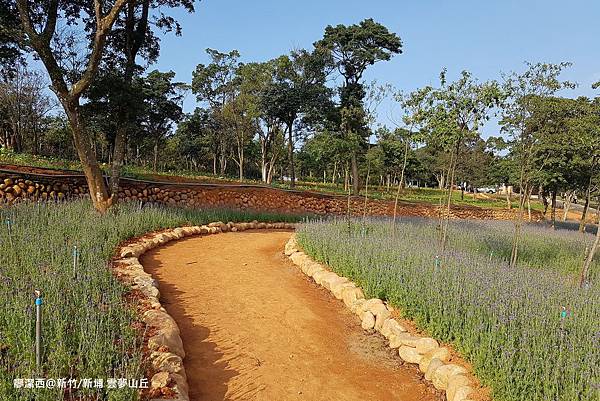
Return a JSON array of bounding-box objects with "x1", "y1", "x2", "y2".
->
[
  {"x1": 297, "y1": 218, "x2": 600, "y2": 401},
  {"x1": 0, "y1": 200, "x2": 300, "y2": 401}
]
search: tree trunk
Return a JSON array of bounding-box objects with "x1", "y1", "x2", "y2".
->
[
  {"x1": 562, "y1": 192, "x2": 573, "y2": 222},
  {"x1": 332, "y1": 162, "x2": 337, "y2": 185},
  {"x1": 362, "y1": 162, "x2": 370, "y2": 221},
  {"x1": 580, "y1": 175, "x2": 593, "y2": 232},
  {"x1": 505, "y1": 185, "x2": 512, "y2": 209},
  {"x1": 287, "y1": 123, "x2": 295, "y2": 188},
  {"x1": 551, "y1": 191, "x2": 557, "y2": 229},
  {"x1": 153, "y1": 139, "x2": 159, "y2": 173},
  {"x1": 527, "y1": 187, "x2": 532, "y2": 222},
  {"x1": 64, "y1": 104, "x2": 112, "y2": 213},
  {"x1": 440, "y1": 144, "x2": 458, "y2": 254},
  {"x1": 392, "y1": 140, "x2": 410, "y2": 237},
  {"x1": 580, "y1": 219, "x2": 599, "y2": 287},
  {"x1": 351, "y1": 152, "x2": 359, "y2": 196},
  {"x1": 109, "y1": 123, "x2": 127, "y2": 197},
  {"x1": 344, "y1": 166, "x2": 349, "y2": 192}
]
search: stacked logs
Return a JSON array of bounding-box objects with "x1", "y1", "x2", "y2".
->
[
  {"x1": 0, "y1": 176, "x2": 87, "y2": 203},
  {"x1": 0, "y1": 171, "x2": 528, "y2": 221}
]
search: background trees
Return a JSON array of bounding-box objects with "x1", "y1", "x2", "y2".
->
[{"x1": 2, "y1": 9, "x2": 598, "y2": 229}]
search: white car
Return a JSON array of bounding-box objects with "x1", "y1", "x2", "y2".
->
[{"x1": 477, "y1": 187, "x2": 496, "y2": 194}]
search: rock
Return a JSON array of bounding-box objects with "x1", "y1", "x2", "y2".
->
[
  {"x1": 398, "y1": 345, "x2": 423, "y2": 364},
  {"x1": 415, "y1": 337, "x2": 439, "y2": 355},
  {"x1": 322, "y1": 273, "x2": 348, "y2": 292},
  {"x1": 314, "y1": 271, "x2": 339, "y2": 287},
  {"x1": 150, "y1": 351, "x2": 184, "y2": 374},
  {"x1": 446, "y1": 375, "x2": 472, "y2": 401},
  {"x1": 356, "y1": 298, "x2": 383, "y2": 316},
  {"x1": 419, "y1": 347, "x2": 451, "y2": 372},
  {"x1": 389, "y1": 332, "x2": 420, "y2": 348},
  {"x1": 449, "y1": 386, "x2": 473, "y2": 401},
  {"x1": 290, "y1": 252, "x2": 308, "y2": 266},
  {"x1": 380, "y1": 319, "x2": 407, "y2": 339},
  {"x1": 330, "y1": 281, "x2": 354, "y2": 299},
  {"x1": 148, "y1": 329, "x2": 185, "y2": 359},
  {"x1": 304, "y1": 262, "x2": 325, "y2": 277},
  {"x1": 312, "y1": 269, "x2": 328, "y2": 284},
  {"x1": 368, "y1": 303, "x2": 391, "y2": 331},
  {"x1": 284, "y1": 235, "x2": 299, "y2": 256},
  {"x1": 431, "y1": 364, "x2": 468, "y2": 390},
  {"x1": 349, "y1": 298, "x2": 366, "y2": 314},
  {"x1": 143, "y1": 310, "x2": 185, "y2": 357},
  {"x1": 361, "y1": 311, "x2": 375, "y2": 330},
  {"x1": 342, "y1": 286, "x2": 364, "y2": 307},
  {"x1": 150, "y1": 371, "x2": 170, "y2": 389},
  {"x1": 425, "y1": 358, "x2": 445, "y2": 381},
  {"x1": 169, "y1": 372, "x2": 189, "y2": 399}
]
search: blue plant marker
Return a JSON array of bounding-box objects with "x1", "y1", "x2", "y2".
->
[{"x1": 34, "y1": 290, "x2": 42, "y2": 369}]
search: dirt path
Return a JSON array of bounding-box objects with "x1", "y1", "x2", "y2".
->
[{"x1": 141, "y1": 230, "x2": 441, "y2": 401}]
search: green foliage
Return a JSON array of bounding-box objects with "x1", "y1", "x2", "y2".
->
[{"x1": 0, "y1": 200, "x2": 299, "y2": 401}]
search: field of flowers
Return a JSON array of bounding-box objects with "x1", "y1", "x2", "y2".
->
[
  {"x1": 0, "y1": 200, "x2": 298, "y2": 401},
  {"x1": 297, "y1": 218, "x2": 600, "y2": 401}
]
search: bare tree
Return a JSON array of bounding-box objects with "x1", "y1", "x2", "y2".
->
[{"x1": 0, "y1": 64, "x2": 55, "y2": 153}]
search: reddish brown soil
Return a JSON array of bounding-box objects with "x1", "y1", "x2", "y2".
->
[{"x1": 141, "y1": 230, "x2": 442, "y2": 401}]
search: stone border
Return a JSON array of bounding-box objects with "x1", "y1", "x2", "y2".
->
[
  {"x1": 112, "y1": 221, "x2": 296, "y2": 401},
  {"x1": 285, "y1": 233, "x2": 478, "y2": 401}
]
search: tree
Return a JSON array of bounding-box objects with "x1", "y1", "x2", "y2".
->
[
  {"x1": 0, "y1": 64, "x2": 55, "y2": 153},
  {"x1": 192, "y1": 49, "x2": 240, "y2": 176},
  {"x1": 261, "y1": 49, "x2": 332, "y2": 188},
  {"x1": 315, "y1": 18, "x2": 402, "y2": 195},
  {"x1": 137, "y1": 70, "x2": 186, "y2": 171},
  {"x1": 409, "y1": 70, "x2": 501, "y2": 253},
  {"x1": 15, "y1": 0, "x2": 135, "y2": 212},
  {"x1": 500, "y1": 62, "x2": 575, "y2": 266},
  {"x1": 173, "y1": 107, "x2": 218, "y2": 172},
  {"x1": 103, "y1": 0, "x2": 194, "y2": 198},
  {"x1": 0, "y1": 0, "x2": 22, "y2": 76}
]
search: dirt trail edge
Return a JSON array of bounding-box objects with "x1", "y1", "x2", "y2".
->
[{"x1": 141, "y1": 230, "x2": 441, "y2": 401}]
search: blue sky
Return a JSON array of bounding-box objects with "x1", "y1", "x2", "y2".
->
[{"x1": 150, "y1": 0, "x2": 599, "y2": 137}]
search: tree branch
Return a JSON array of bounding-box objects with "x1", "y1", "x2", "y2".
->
[
  {"x1": 41, "y1": 0, "x2": 59, "y2": 43},
  {"x1": 71, "y1": 0, "x2": 131, "y2": 99}
]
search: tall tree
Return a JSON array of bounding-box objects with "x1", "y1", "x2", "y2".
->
[
  {"x1": 261, "y1": 49, "x2": 331, "y2": 188},
  {"x1": 137, "y1": 70, "x2": 186, "y2": 171},
  {"x1": 315, "y1": 18, "x2": 402, "y2": 195},
  {"x1": 103, "y1": 0, "x2": 194, "y2": 198},
  {"x1": 192, "y1": 49, "x2": 240, "y2": 176},
  {"x1": 15, "y1": 0, "x2": 135, "y2": 212}
]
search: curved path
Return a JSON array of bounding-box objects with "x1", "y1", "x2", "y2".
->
[{"x1": 140, "y1": 230, "x2": 440, "y2": 401}]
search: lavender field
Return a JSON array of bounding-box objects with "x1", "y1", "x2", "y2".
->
[{"x1": 297, "y1": 218, "x2": 600, "y2": 401}]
